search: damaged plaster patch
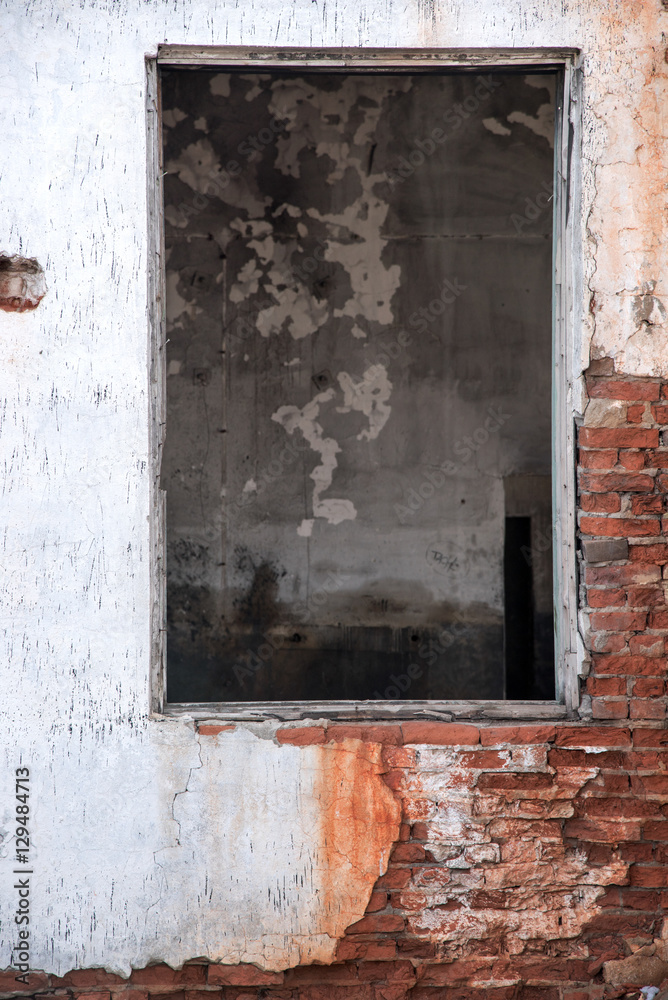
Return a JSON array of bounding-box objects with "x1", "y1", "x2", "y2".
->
[
  {"x1": 0, "y1": 254, "x2": 47, "y2": 312},
  {"x1": 609, "y1": 283, "x2": 668, "y2": 376},
  {"x1": 337, "y1": 364, "x2": 392, "y2": 441},
  {"x1": 508, "y1": 105, "x2": 555, "y2": 147},
  {"x1": 273, "y1": 365, "x2": 393, "y2": 528},
  {"x1": 399, "y1": 748, "x2": 629, "y2": 958},
  {"x1": 482, "y1": 117, "x2": 512, "y2": 136},
  {"x1": 272, "y1": 388, "x2": 357, "y2": 527},
  {"x1": 162, "y1": 108, "x2": 188, "y2": 128},
  {"x1": 167, "y1": 139, "x2": 270, "y2": 217},
  {"x1": 210, "y1": 73, "x2": 231, "y2": 97},
  {"x1": 154, "y1": 729, "x2": 399, "y2": 971}
]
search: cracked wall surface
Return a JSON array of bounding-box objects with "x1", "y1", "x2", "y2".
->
[{"x1": 1, "y1": 0, "x2": 668, "y2": 984}]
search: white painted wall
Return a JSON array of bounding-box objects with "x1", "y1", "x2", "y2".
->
[{"x1": 1, "y1": 0, "x2": 666, "y2": 977}]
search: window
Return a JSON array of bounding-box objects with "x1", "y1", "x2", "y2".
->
[{"x1": 149, "y1": 50, "x2": 577, "y2": 712}]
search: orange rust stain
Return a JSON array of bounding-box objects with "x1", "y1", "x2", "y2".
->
[{"x1": 312, "y1": 737, "x2": 401, "y2": 937}]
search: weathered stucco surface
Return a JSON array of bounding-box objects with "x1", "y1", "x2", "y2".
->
[{"x1": 1, "y1": 0, "x2": 667, "y2": 980}]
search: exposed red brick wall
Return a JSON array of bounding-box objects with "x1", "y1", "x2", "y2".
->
[
  {"x1": 580, "y1": 374, "x2": 668, "y2": 723},
  {"x1": 4, "y1": 375, "x2": 667, "y2": 1000}
]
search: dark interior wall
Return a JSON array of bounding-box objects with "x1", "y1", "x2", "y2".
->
[{"x1": 161, "y1": 69, "x2": 555, "y2": 702}]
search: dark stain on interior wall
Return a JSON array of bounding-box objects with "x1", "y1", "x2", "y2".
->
[{"x1": 161, "y1": 69, "x2": 556, "y2": 703}]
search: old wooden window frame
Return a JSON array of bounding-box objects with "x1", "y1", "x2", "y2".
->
[{"x1": 146, "y1": 45, "x2": 583, "y2": 722}]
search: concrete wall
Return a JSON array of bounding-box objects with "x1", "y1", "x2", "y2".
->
[{"x1": 1, "y1": 0, "x2": 668, "y2": 987}]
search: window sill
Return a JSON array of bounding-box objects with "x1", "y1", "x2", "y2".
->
[{"x1": 160, "y1": 700, "x2": 572, "y2": 722}]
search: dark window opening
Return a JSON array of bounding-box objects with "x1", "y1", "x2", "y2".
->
[{"x1": 160, "y1": 66, "x2": 557, "y2": 703}]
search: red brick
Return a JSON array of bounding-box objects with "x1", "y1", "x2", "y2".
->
[
  {"x1": 563, "y1": 818, "x2": 642, "y2": 842},
  {"x1": 627, "y1": 404, "x2": 647, "y2": 423},
  {"x1": 652, "y1": 405, "x2": 668, "y2": 423},
  {"x1": 629, "y1": 634, "x2": 665, "y2": 655},
  {"x1": 207, "y1": 967, "x2": 284, "y2": 986},
  {"x1": 579, "y1": 448, "x2": 618, "y2": 469},
  {"x1": 581, "y1": 797, "x2": 661, "y2": 819},
  {"x1": 357, "y1": 962, "x2": 415, "y2": 982},
  {"x1": 275, "y1": 727, "x2": 326, "y2": 746},
  {"x1": 587, "y1": 676, "x2": 627, "y2": 696},
  {"x1": 632, "y1": 495, "x2": 665, "y2": 515},
  {"x1": 581, "y1": 770, "x2": 630, "y2": 794},
  {"x1": 359, "y1": 941, "x2": 399, "y2": 960},
  {"x1": 587, "y1": 587, "x2": 626, "y2": 607},
  {"x1": 590, "y1": 633, "x2": 628, "y2": 653},
  {"x1": 416, "y1": 962, "x2": 495, "y2": 985},
  {"x1": 619, "y1": 888, "x2": 662, "y2": 909},
  {"x1": 554, "y1": 726, "x2": 631, "y2": 747},
  {"x1": 51, "y1": 971, "x2": 126, "y2": 988},
  {"x1": 630, "y1": 542, "x2": 668, "y2": 563},
  {"x1": 552, "y1": 748, "x2": 629, "y2": 768},
  {"x1": 628, "y1": 585, "x2": 665, "y2": 606},
  {"x1": 197, "y1": 724, "x2": 235, "y2": 736},
  {"x1": 637, "y1": 774, "x2": 668, "y2": 796},
  {"x1": 581, "y1": 493, "x2": 621, "y2": 513},
  {"x1": 327, "y1": 725, "x2": 402, "y2": 745},
  {"x1": 589, "y1": 611, "x2": 647, "y2": 630},
  {"x1": 382, "y1": 769, "x2": 406, "y2": 791},
  {"x1": 619, "y1": 450, "x2": 648, "y2": 470},
  {"x1": 381, "y1": 745, "x2": 416, "y2": 768},
  {"x1": 591, "y1": 698, "x2": 629, "y2": 719},
  {"x1": 401, "y1": 722, "x2": 479, "y2": 745},
  {"x1": 593, "y1": 654, "x2": 666, "y2": 675},
  {"x1": 580, "y1": 515, "x2": 661, "y2": 538},
  {"x1": 648, "y1": 450, "x2": 668, "y2": 468},
  {"x1": 479, "y1": 725, "x2": 556, "y2": 745},
  {"x1": 365, "y1": 891, "x2": 388, "y2": 912},
  {"x1": 346, "y1": 913, "x2": 405, "y2": 934},
  {"x1": 390, "y1": 843, "x2": 426, "y2": 862},
  {"x1": 630, "y1": 699, "x2": 667, "y2": 720},
  {"x1": 632, "y1": 677, "x2": 665, "y2": 697},
  {"x1": 649, "y1": 609, "x2": 668, "y2": 628},
  {"x1": 376, "y1": 867, "x2": 412, "y2": 889},
  {"x1": 476, "y1": 772, "x2": 553, "y2": 790},
  {"x1": 131, "y1": 967, "x2": 206, "y2": 987},
  {"x1": 579, "y1": 471, "x2": 655, "y2": 493},
  {"x1": 630, "y1": 866, "x2": 668, "y2": 887},
  {"x1": 0, "y1": 973, "x2": 49, "y2": 992},
  {"x1": 643, "y1": 821, "x2": 668, "y2": 839},
  {"x1": 586, "y1": 379, "x2": 660, "y2": 401},
  {"x1": 580, "y1": 427, "x2": 659, "y2": 448},
  {"x1": 633, "y1": 728, "x2": 668, "y2": 746},
  {"x1": 586, "y1": 563, "x2": 661, "y2": 585},
  {"x1": 70, "y1": 993, "x2": 111, "y2": 1000},
  {"x1": 283, "y1": 965, "x2": 357, "y2": 985}
]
